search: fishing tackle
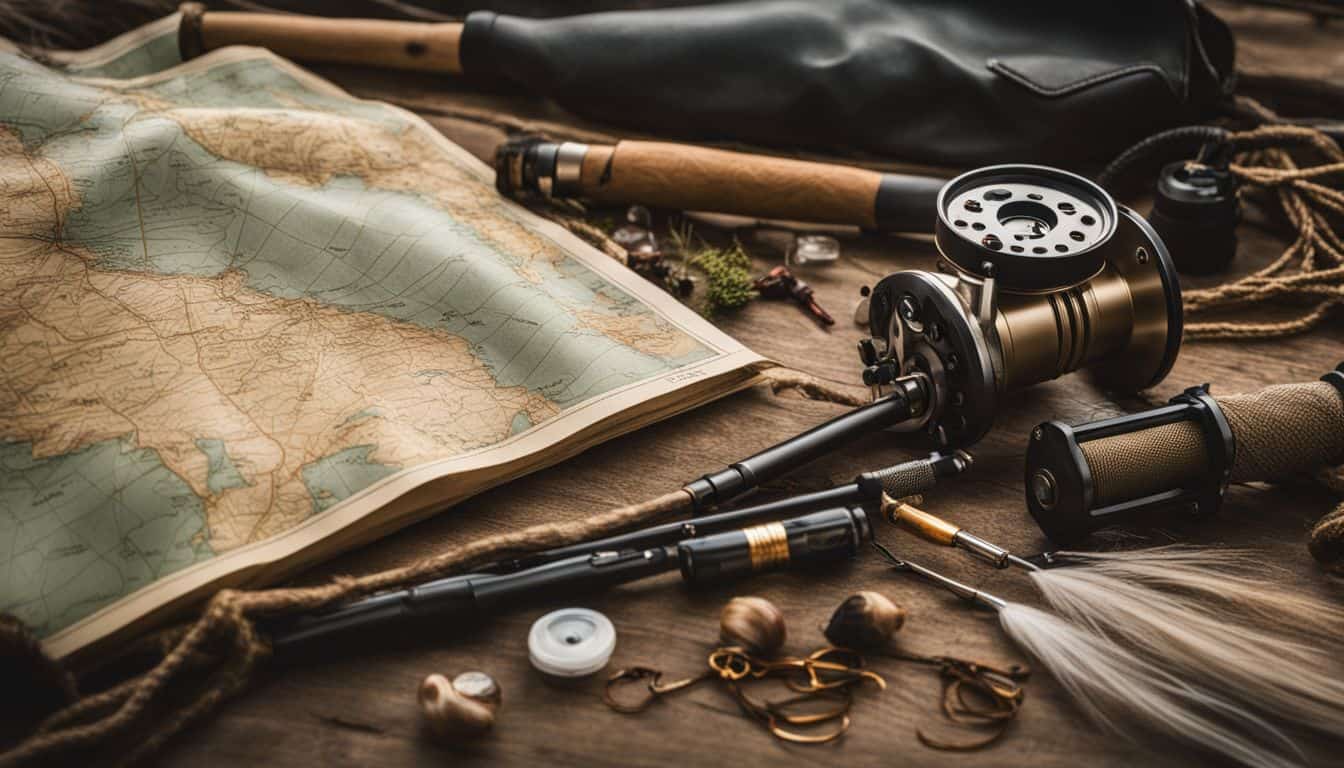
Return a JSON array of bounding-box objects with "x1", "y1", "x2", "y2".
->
[
  {"x1": 872, "y1": 542, "x2": 1309, "y2": 768},
  {"x1": 268, "y1": 506, "x2": 870, "y2": 650},
  {"x1": 719, "y1": 596, "x2": 787, "y2": 657},
  {"x1": 606, "y1": 646, "x2": 886, "y2": 744},
  {"x1": 1025, "y1": 363, "x2": 1344, "y2": 545},
  {"x1": 821, "y1": 590, "x2": 1022, "y2": 750},
  {"x1": 499, "y1": 143, "x2": 1183, "y2": 449},
  {"x1": 884, "y1": 497, "x2": 1039, "y2": 572},
  {"x1": 883, "y1": 498, "x2": 1344, "y2": 755},
  {"x1": 859, "y1": 164, "x2": 1182, "y2": 446},
  {"x1": 528, "y1": 608, "x2": 616, "y2": 682},
  {"x1": 822, "y1": 592, "x2": 905, "y2": 650},
  {"x1": 753, "y1": 266, "x2": 835, "y2": 327},
  {"x1": 496, "y1": 136, "x2": 946, "y2": 233},
  {"x1": 505, "y1": 450, "x2": 967, "y2": 572},
  {"x1": 1149, "y1": 159, "x2": 1239, "y2": 275}
]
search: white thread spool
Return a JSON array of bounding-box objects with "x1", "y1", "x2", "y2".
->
[{"x1": 528, "y1": 608, "x2": 616, "y2": 683}]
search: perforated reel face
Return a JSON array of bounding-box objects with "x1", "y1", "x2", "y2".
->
[
  {"x1": 936, "y1": 165, "x2": 1119, "y2": 292},
  {"x1": 866, "y1": 271, "x2": 997, "y2": 447}
]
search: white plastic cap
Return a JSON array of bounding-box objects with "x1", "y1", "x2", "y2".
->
[{"x1": 527, "y1": 607, "x2": 616, "y2": 678}]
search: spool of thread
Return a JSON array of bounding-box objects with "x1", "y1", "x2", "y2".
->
[{"x1": 527, "y1": 608, "x2": 617, "y2": 685}]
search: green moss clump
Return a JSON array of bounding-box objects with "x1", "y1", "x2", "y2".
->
[{"x1": 690, "y1": 241, "x2": 756, "y2": 317}]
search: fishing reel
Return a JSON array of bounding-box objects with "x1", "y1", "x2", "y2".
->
[
  {"x1": 1026, "y1": 364, "x2": 1344, "y2": 544},
  {"x1": 859, "y1": 165, "x2": 1183, "y2": 447}
]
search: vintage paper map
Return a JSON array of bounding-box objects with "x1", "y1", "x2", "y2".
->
[{"x1": 0, "y1": 16, "x2": 762, "y2": 659}]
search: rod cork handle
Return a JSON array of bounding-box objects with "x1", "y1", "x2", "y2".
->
[
  {"x1": 177, "y1": 3, "x2": 464, "y2": 74},
  {"x1": 495, "y1": 137, "x2": 944, "y2": 232},
  {"x1": 580, "y1": 142, "x2": 886, "y2": 228}
]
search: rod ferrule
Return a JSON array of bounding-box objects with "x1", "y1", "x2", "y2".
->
[{"x1": 952, "y1": 531, "x2": 1011, "y2": 569}]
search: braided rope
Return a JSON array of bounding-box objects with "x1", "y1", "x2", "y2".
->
[
  {"x1": 0, "y1": 369, "x2": 861, "y2": 766},
  {"x1": 1183, "y1": 123, "x2": 1344, "y2": 339}
]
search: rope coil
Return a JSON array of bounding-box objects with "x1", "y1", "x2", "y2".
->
[{"x1": 1182, "y1": 122, "x2": 1344, "y2": 339}]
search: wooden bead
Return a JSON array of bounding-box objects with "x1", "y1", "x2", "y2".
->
[
  {"x1": 720, "y1": 596, "x2": 786, "y2": 656},
  {"x1": 824, "y1": 591, "x2": 906, "y2": 649}
]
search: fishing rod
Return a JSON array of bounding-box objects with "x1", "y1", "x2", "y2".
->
[
  {"x1": 502, "y1": 450, "x2": 970, "y2": 573},
  {"x1": 266, "y1": 453, "x2": 964, "y2": 651},
  {"x1": 270, "y1": 506, "x2": 870, "y2": 651},
  {"x1": 504, "y1": 156, "x2": 1187, "y2": 455},
  {"x1": 269, "y1": 448, "x2": 966, "y2": 649},
  {"x1": 495, "y1": 135, "x2": 945, "y2": 232},
  {"x1": 172, "y1": 3, "x2": 1232, "y2": 171}
]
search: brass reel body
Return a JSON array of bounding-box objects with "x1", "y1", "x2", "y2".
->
[{"x1": 862, "y1": 167, "x2": 1182, "y2": 447}]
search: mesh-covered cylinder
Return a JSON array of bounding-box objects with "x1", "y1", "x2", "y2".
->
[
  {"x1": 1078, "y1": 381, "x2": 1344, "y2": 506},
  {"x1": 1221, "y1": 381, "x2": 1344, "y2": 482},
  {"x1": 1080, "y1": 419, "x2": 1209, "y2": 507}
]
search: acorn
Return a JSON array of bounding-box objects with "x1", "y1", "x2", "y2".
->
[
  {"x1": 419, "y1": 671, "x2": 501, "y2": 740},
  {"x1": 719, "y1": 596, "x2": 786, "y2": 656},
  {"x1": 824, "y1": 591, "x2": 906, "y2": 649}
]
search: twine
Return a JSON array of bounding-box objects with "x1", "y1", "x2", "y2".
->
[{"x1": 1183, "y1": 122, "x2": 1344, "y2": 339}]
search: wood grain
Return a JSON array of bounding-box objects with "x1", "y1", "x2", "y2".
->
[
  {"x1": 199, "y1": 12, "x2": 464, "y2": 74},
  {"x1": 579, "y1": 141, "x2": 884, "y2": 228},
  {"x1": 161, "y1": 7, "x2": 1344, "y2": 767}
]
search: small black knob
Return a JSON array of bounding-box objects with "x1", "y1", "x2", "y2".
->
[
  {"x1": 862, "y1": 362, "x2": 899, "y2": 387},
  {"x1": 857, "y1": 338, "x2": 879, "y2": 367},
  {"x1": 1150, "y1": 161, "x2": 1238, "y2": 275}
]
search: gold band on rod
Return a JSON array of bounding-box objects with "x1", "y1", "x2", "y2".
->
[{"x1": 744, "y1": 522, "x2": 790, "y2": 571}]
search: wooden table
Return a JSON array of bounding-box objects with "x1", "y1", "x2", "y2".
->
[{"x1": 165, "y1": 5, "x2": 1344, "y2": 766}]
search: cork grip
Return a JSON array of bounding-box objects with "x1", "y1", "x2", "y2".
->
[
  {"x1": 186, "y1": 9, "x2": 464, "y2": 74},
  {"x1": 578, "y1": 142, "x2": 883, "y2": 228},
  {"x1": 883, "y1": 498, "x2": 960, "y2": 546},
  {"x1": 1079, "y1": 380, "x2": 1344, "y2": 507}
]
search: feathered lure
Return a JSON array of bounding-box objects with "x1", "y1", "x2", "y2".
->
[{"x1": 881, "y1": 498, "x2": 1344, "y2": 767}]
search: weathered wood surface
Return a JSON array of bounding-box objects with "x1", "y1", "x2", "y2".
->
[{"x1": 162, "y1": 5, "x2": 1343, "y2": 766}]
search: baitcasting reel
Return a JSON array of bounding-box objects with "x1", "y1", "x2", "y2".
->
[{"x1": 859, "y1": 165, "x2": 1184, "y2": 447}]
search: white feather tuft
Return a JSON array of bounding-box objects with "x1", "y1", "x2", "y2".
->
[
  {"x1": 999, "y1": 602, "x2": 1305, "y2": 768},
  {"x1": 1037, "y1": 547, "x2": 1344, "y2": 738}
]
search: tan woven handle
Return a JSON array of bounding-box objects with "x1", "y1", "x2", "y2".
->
[
  {"x1": 1079, "y1": 380, "x2": 1344, "y2": 507},
  {"x1": 576, "y1": 141, "x2": 885, "y2": 228},
  {"x1": 1220, "y1": 380, "x2": 1344, "y2": 482},
  {"x1": 180, "y1": 4, "x2": 463, "y2": 74}
]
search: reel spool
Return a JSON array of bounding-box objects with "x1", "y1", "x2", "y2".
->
[
  {"x1": 1026, "y1": 365, "x2": 1344, "y2": 544},
  {"x1": 860, "y1": 165, "x2": 1183, "y2": 446}
]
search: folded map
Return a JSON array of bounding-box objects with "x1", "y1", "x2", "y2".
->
[{"x1": 0, "y1": 15, "x2": 763, "y2": 661}]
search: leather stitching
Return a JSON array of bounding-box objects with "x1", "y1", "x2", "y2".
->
[{"x1": 986, "y1": 58, "x2": 1179, "y2": 99}]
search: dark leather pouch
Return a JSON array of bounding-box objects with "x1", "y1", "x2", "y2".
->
[{"x1": 459, "y1": 0, "x2": 1234, "y2": 168}]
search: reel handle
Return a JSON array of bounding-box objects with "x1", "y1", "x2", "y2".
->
[
  {"x1": 178, "y1": 4, "x2": 465, "y2": 73},
  {"x1": 496, "y1": 137, "x2": 945, "y2": 232}
]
